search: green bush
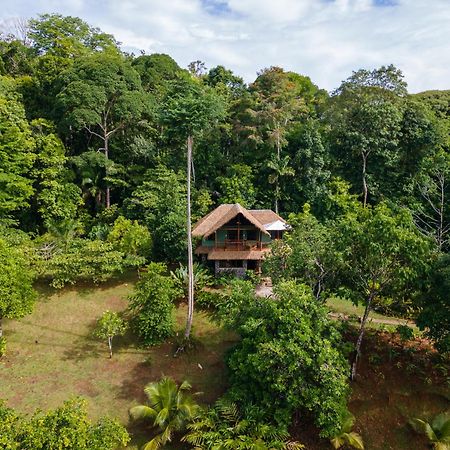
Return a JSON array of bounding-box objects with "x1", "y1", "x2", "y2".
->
[
  {"x1": 107, "y1": 215, "x2": 152, "y2": 258},
  {"x1": 222, "y1": 280, "x2": 350, "y2": 437},
  {"x1": 396, "y1": 324, "x2": 415, "y2": 342},
  {"x1": 44, "y1": 238, "x2": 141, "y2": 288},
  {"x1": 128, "y1": 262, "x2": 181, "y2": 345},
  {"x1": 0, "y1": 398, "x2": 129, "y2": 449},
  {"x1": 196, "y1": 290, "x2": 224, "y2": 310}
]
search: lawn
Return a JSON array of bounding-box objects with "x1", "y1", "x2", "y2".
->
[
  {"x1": 327, "y1": 296, "x2": 418, "y2": 331},
  {"x1": 1, "y1": 276, "x2": 448, "y2": 449},
  {"x1": 0, "y1": 274, "x2": 237, "y2": 449}
]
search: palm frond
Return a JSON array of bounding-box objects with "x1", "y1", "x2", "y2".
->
[
  {"x1": 432, "y1": 412, "x2": 450, "y2": 438},
  {"x1": 129, "y1": 405, "x2": 157, "y2": 422},
  {"x1": 410, "y1": 418, "x2": 438, "y2": 442},
  {"x1": 345, "y1": 432, "x2": 365, "y2": 450}
]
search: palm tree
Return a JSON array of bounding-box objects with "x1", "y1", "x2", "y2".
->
[
  {"x1": 267, "y1": 154, "x2": 295, "y2": 214},
  {"x1": 129, "y1": 377, "x2": 201, "y2": 450},
  {"x1": 410, "y1": 412, "x2": 450, "y2": 449},
  {"x1": 330, "y1": 412, "x2": 364, "y2": 449}
]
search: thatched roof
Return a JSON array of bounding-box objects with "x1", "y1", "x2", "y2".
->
[
  {"x1": 207, "y1": 248, "x2": 270, "y2": 260},
  {"x1": 192, "y1": 204, "x2": 271, "y2": 238}
]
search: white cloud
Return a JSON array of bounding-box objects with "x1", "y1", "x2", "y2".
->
[{"x1": 1, "y1": 0, "x2": 449, "y2": 92}]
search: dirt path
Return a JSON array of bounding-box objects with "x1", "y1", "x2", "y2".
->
[{"x1": 328, "y1": 312, "x2": 415, "y2": 327}]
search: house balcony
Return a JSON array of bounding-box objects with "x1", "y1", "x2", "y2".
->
[{"x1": 214, "y1": 240, "x2": 269, "y2": 251}]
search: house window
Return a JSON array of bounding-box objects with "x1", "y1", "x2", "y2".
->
[
  {"x1": 270, "y1": 230, "x2": 283, "y2": 240},
  {"x1": 226, "y1": 230, "x2": 245, "y2": 241},
  {"x1": 246, "y1": 229, "x2": 257, "y2": 240}
]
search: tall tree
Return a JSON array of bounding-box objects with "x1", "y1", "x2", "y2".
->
[
  {"x1": 334, "y1": 202, "x2": 431, "y2": 379},
  {"x1": 328, "y1": 65, "x2": 407, "y2": 206},
  {"x1": 161, "y1": 77, "x2": 225, "y2": 341},
  {"x1": 412, "y1": 149, "x2": 450, "y2": 250},
  {"x1": 57, "y1": 53, "x2": 147, "y2": 207},
  {"x1": 29, "y1": 119, "x2": 81, "y2": 229},
  {"x1": 28, "y1": 13, "x2": 119, "y2": 58},
  {"x1": 0, "y1": 77, "x2": 35, "y2": 222},
  {"x1": 245, "y1": 67, "x2": 307, "y2": 211}
]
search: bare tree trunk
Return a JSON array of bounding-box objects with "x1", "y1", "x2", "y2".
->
[
  {"x1": 438, "y1": 173, "x2": 445, "y2": 250},
  {"x1": 274, "y1": 194, "x2": 279, "y2": 215},
  {"x1": 362, "y1": 152, "x2": 368, "y2": 207},
  {"x1": 184, "y1": 135, "x2": 194, "y2": 339},
  {"x1": 108, "y1": 336, "x2": 113, "y2": 358},
  {"x1": 351, "y1": 293, "x2": 374, "y2": 380},
  {"x1": 276, "y1": 128, "x2": 281, "y2": 159},
  {"x1": 104, "y1": 135, "x2": 111, "y2": 208},
  {"x1": 0, "y1": 317, "x2": 3, "y2": 339}
]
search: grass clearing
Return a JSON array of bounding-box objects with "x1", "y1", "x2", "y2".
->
[
  {"x1": 0, "y1": 275, "x2": 237, "y2": 449},
  {"x1": 1, "y1": 277, "x2": 447, "y2": 449}
]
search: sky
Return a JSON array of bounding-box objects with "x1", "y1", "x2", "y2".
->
[{"x1": 1, "y1": 0, "x2": 449, "y2": 93}]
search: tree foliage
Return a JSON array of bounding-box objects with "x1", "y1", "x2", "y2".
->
[
  {"x1": 183, "y1": 399, "x2": 304, "y2": 449},
  {"x1": 0, "y1": 236, "x2": 36, "y2": 350},
  {"x1": 128, "y1": 262, "x2": 181, "y2": 345},
  {"x1": 221, "y1": 280, "x2": 350, "y2": 437},
  {"x1": 0, "y1": 398, "x2": 129, "y2": 449},
  {"x1": 417, "y1": 254, "x2": 450, "y2": 353}
]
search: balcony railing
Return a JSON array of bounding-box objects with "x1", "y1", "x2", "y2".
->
[{"x1": 214, "y1": 240, "x2": 269, "y2": 251}]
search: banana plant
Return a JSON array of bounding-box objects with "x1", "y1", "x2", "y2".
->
[
  {"x1": 410, "y1": 412, "x2": 450, "y2": 450},
  {"x1": 330, "y1": 412, "x2": 364, "y2": 449}
]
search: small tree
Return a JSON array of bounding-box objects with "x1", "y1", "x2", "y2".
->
[{"x1": 94, "y1": 310, "x2": 127, "y2": 358}]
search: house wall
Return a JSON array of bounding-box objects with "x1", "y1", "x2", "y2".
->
[{"x1": 261, "y1": 233, "x2": 271, "y2": 243}]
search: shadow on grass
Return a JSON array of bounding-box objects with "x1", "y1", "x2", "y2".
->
[
  {"x1": 61, "y1": 323, "x2": 150, "y2": 362},
  {"x1": 34, "y1": 270, "x2": 139, "y2": 301},
  {"x1": 115, "y1": 360, "x2": 155, "y2": 402},
  {"x1": 62, "y1": 319, "x2": 101, "y2": 361},
  {"x1": 17, "y1": 319, "x2": 89, "y2": 339}
]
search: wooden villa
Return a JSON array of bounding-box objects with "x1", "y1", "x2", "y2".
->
[{"x1": 192, "y1": 203, "x2": 289, "y2": 276}]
